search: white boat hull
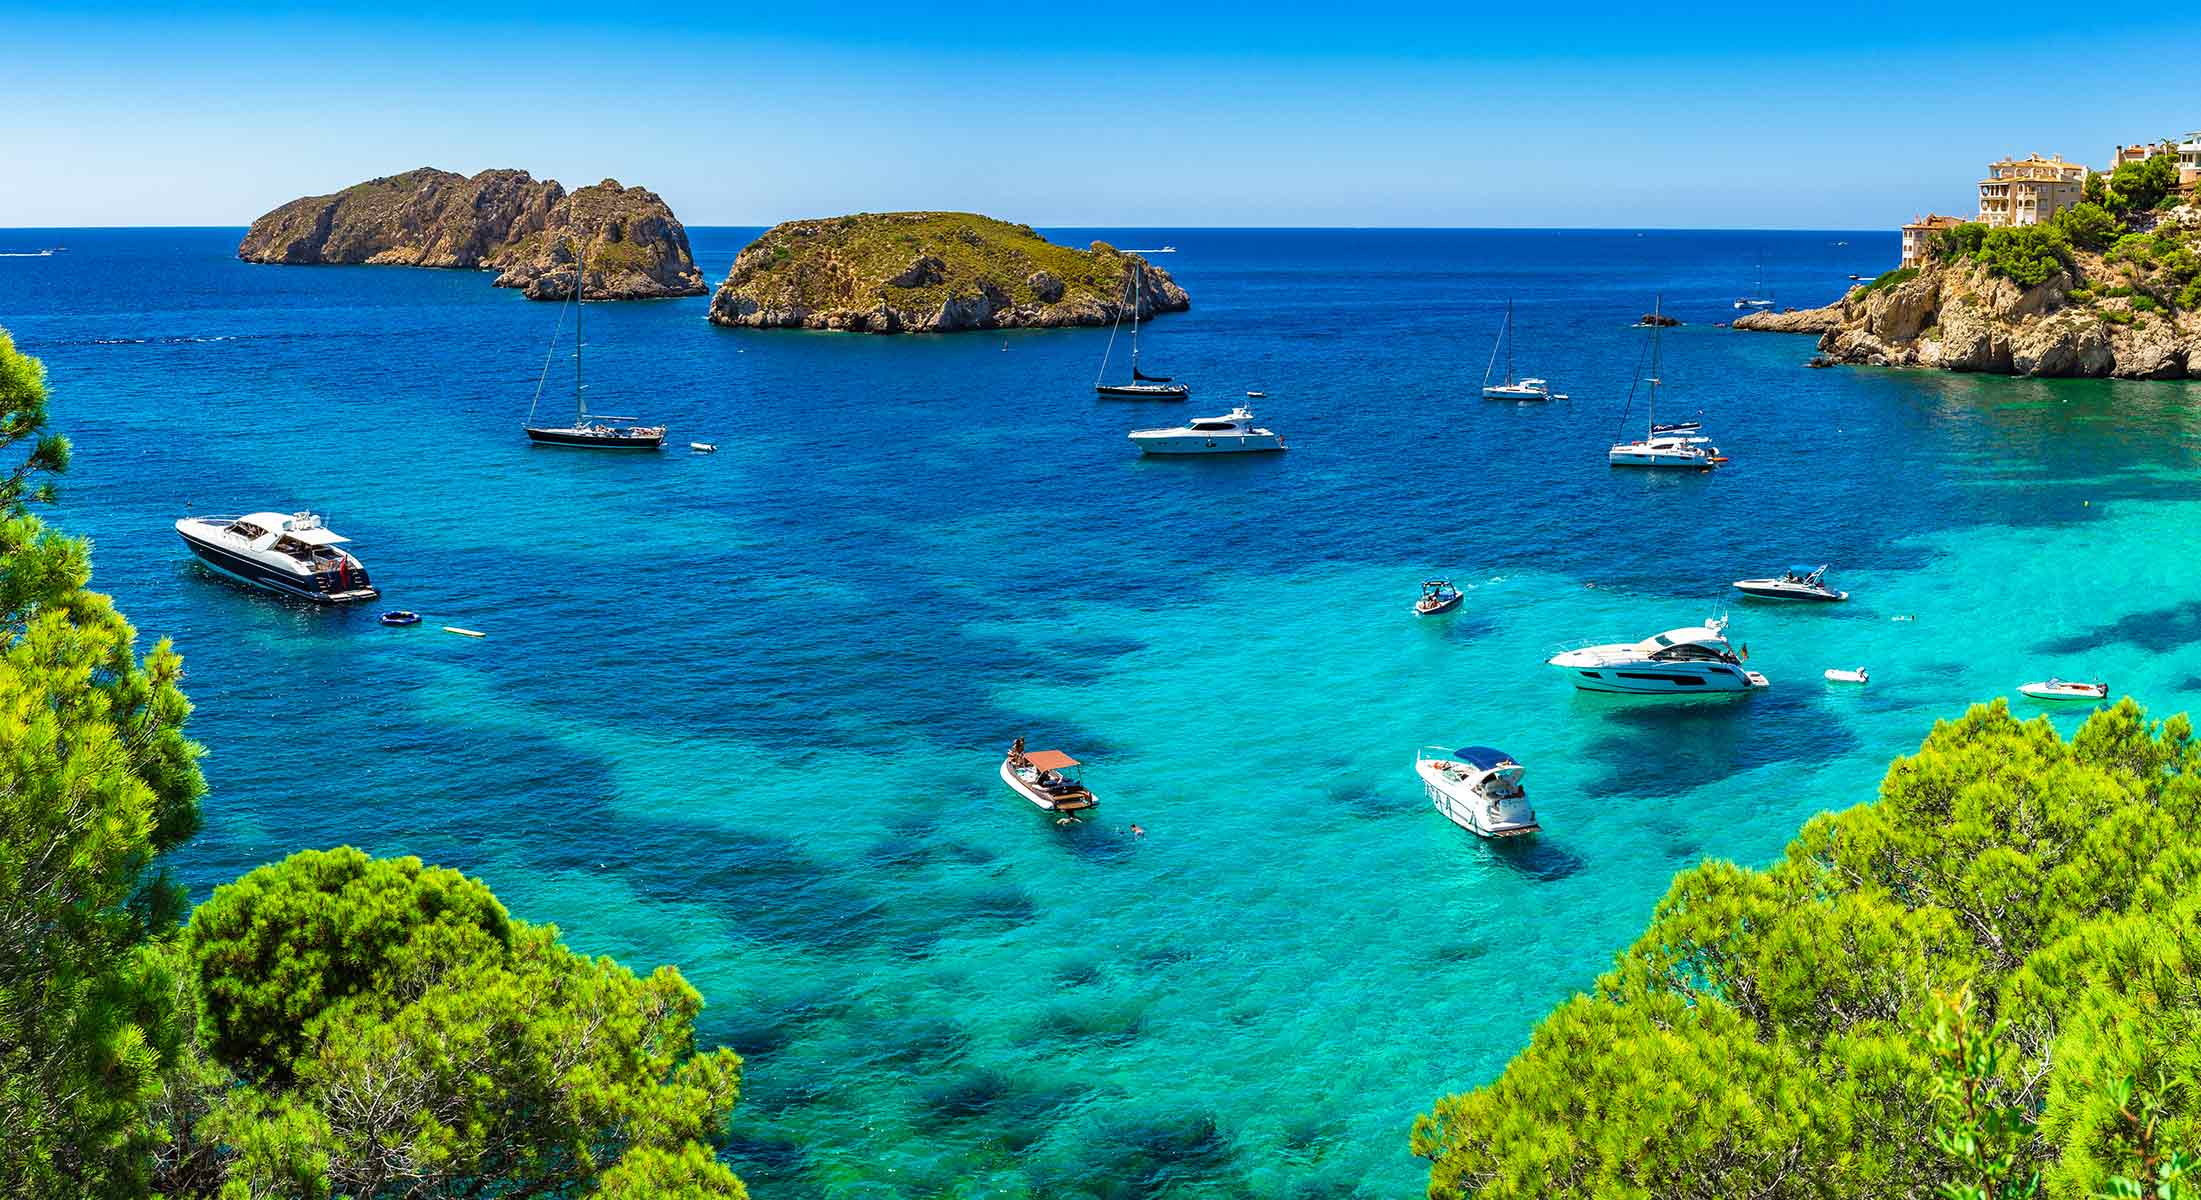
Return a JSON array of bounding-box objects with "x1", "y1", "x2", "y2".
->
[
  {"x1": 1416, "y1": 763, "x2": 1538, "y2": 838},
  {"x1": 1547, "y1": 655, "x2": 1767, "y2": 694},
  {"x1": 1609, "y1": 445, "x2": 1713, "y2": 469},
  {"x1": 1131, "y1": 433, "x2": 1286, "y2": 455},
  {"x1": 1733, "y1": 582, "x2": 1847, "y2": 602},
  {"x1": 1482, "y1": 384, "x2": 1551, "y2": 401},
  {"x1": 1824, "y1": 668, "x2": 1869, "y2": 685},
  {"x1": 2018, "y1": 683, "x2": 2108, "y2": 703},
  {"x1": 999, "y1": 758, "x2": 1096, "y2": 811}
]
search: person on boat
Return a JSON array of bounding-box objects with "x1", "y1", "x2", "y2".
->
[{"x1": 1008, "y1": 736, "x2": 1027, "y2": 768}]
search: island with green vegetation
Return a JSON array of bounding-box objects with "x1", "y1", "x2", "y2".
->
[
  {"x1": 1415, "y1": 697, "x2": 2201, "y2": 1199},
  {"x1": 705, "y1": 211, "x2": 1190, "y2": 333},
  {"x1": 1804, "y1": 153, "x2": 2201, "y2": 376},
  {"x1": 237, "y1": 168, "x2": 706, "y2": 300},
  {"x1": 0, "y1": 328, "x2": 746, "y2": 1196}
]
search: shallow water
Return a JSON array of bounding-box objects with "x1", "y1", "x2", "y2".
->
[{"x1": 7, "y1": 226, "x2": 2201, "y2": 1197}]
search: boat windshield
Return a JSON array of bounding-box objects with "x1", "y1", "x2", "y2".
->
[
  {"x1": 224, "y1": 520, "x2": 269, "y2": 539},
  {"x1": 1651, "y1": 641, "x2": 1735, "y2": 663},
  {"x1": 1189, "y1": 421, "x2": 1238, "y2": 432}
]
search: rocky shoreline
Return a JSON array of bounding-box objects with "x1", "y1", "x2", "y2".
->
[
  {"x1": 1732, "y1": 304, "x2": 1844, "y2": 334},
  {"x1": 237, "y1": 169, "x2": 704, "y2": 300},
  {"x1": 705, "y1": 212, "x2": 1189, "y2": 333}
]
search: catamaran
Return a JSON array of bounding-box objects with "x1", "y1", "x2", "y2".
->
[
  {"x1": 1094, "y1": 260, "x2": 1188, "y2": 399},
  {"x1": 1481, "y1": 299, "x2": 1561, "y2": 401},
  {"x1": 1609, "y1": 297, "x2": 1723, "y2": 469},
  {"x1": 524, "y1": 241, "x2": 667, "y2": 449}
]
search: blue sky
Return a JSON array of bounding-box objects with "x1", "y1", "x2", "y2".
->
[{"x1": 4, "y1": 2, "x2": 2197, "y2": 228}]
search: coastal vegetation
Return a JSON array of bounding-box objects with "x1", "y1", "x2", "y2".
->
[
  {"x1": 0, "y1": 328, "x2": 745, "y2": 1199},
  {"x1": 705, "y1": 211, "x2": 1190, "y2": 333},
  {"x1": 1415, "y1": 698, "x2": 2201, "y2": 1199}
]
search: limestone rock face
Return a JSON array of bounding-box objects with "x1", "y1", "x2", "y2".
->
[
  {"x1": 705, "y1": 212, "x2": 1190, "y2": 334},
  {"x1": 1815, "y1": 251, "x2": 2198, "y2": 379},
  {"x1": 1732, "y1": 302, "x2": 1845, "y2": 334},
  {"x1": 487, "y1": 180, "x2": 705, "y2": 300},
  {"x1": 238, "y1": 169, "x2": 703, "y2": 300}
]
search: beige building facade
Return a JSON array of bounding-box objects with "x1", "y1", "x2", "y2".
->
[
  {"x1": 1900, "y1": 214, "x2": 1967, "y2": 269},
  {"x1": 1977, "y1": 154, "x2": 2086, "y2": 227}
]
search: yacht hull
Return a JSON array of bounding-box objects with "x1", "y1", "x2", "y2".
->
[
  {"x1": 1549, "y1": 659, "x2": 1765, "y2": 694},
  {"x1": 1482, "y1": 385, "x2": 1550, "y2": 401},
  {"x1": 1609, "y1": 448, "x2": 1713, "y2": 469},
  {"x1": 525, "y1": 426, "x2": 665, "y2": 449},
  {"x1": 1733, "y1": 582, "x2": 1847, "y2": 601},
  {"x1": 176, "y1": 528, "x2": 378, "y2": 605},
  {"x1": 1132, "y1": 434, "x2": 1286, "y2": 455},
  {"x1": 1095, "y1": 384, "x2": 1188, "y2": 400}
]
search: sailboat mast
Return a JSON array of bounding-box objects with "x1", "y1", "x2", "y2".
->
[
  {"x1": 1647, "y1": 295, "x2": 1662, "y2": 437},
  {"x1": 1128, "y1": 260, "x2": 1141, "y2": 373},
  {"x1": 573, "y1": 239, "x2": 587, "y2": 425},
  {"x1": 1482, "y1": 302, "x2": 1505, "y2": 389},
  {"x1": 1505, "y1": 299, "x2": 1515, "y2": 385}
]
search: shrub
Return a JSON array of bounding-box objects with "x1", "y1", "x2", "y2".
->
[
  {"x1": 2102, "y1": 307, "x2": 2137, "y2": 325},
  {"x1": 2067, "y1": 286, "x2": 2095, "y2": 302},
  {"x1": 1931, "y1": 222, "x2": 1989, "y2": 260},
  {"x1": 2179, "y1": 278, "x2": 2201, "y2": 311},
  {"x1": 1975, "y1": 223, "x2": 2069, "y2": 287},
  {"x1": 2106, "y1": 153, "x2": 2180, "y2": 215},
  {"x1": 1860, "y1": 266, "x2": 1919, "y2": 295},
  {"x1": 2050, "y1": 201, "x2": 2122, "y2": 251},
  {"x1": 2133, "y1": 293, "x2": 2164, "y2": 313}
]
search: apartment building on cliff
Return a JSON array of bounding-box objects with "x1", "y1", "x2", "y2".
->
[
  {"x1": 1900, "y1": 214, "x2": 1967, "y2": 269},
  {"x1": 1977, "y1": 154, "x2": 2085, "y2": 227}
]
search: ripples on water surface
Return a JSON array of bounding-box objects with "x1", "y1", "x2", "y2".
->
[{"x1": 8, "y1": 226, "x2": 2201, "y2": 1196}]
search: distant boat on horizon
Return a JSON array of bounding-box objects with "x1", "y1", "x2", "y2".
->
[{"x1": 1733, "y1": 252, "x2": 1775, "y2": 311}]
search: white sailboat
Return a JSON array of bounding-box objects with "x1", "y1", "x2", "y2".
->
[
  {"x1": 1733, "y1": 253, "x2": 1775, "y2": 310},
  {"x1": 1609, "y1": 297, "x2": 1723, "y2": 469},
  {"x1": 1094, "y1": 260, "x2": 1188, "y2": 399},
  {"x1": 1481, "y1": 299, "x2": 1560, "y2": 401}
]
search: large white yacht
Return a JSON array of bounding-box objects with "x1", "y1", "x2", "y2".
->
[
  {"x1": 175, "y1": 511, "x2": 378, "y2": 604},
  {"x1": 1414, "y1": 745, "x2": 1539, "y2": 838},
  {"x1": 1128, "y1": 406, "x2": 1286, "y2": 454},
  {"x1": 1546, "y1": 617, "x2": 1768, "y2": 694}
]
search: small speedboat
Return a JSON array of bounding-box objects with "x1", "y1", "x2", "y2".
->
[
  {"x1": 175, "y1": 511, "x2": 378, "y2": 604},
  {"x1": 1547, "y1": 616, "x2": 1769, "y2": 694},
  {"x1": 1824, "y1": 667, "x2": 1869, "y2": 685},
  {"x1": 379, "y1": 610, "x2": 422, "y2": 626},
  {"x1": 2019, "y1": 678, "x2": 2109, "y2": 703},
  {"x1": 1733, "y1": 565, "x2": 1848, "y2": 602},
  {"x1": 1415, "y1": 746, "x2": 1539, "y2": 838},
  {"x1": 1128, "y1": 406, "x2": 1286, "y2": 454},
  {"x1": 1414, "y1": 579, "x2": 1463, "y2": 616},
  {"x1": 1000, "y1": 739, "x2": 1098, "y2": 812},
  {"x1": 690, "y1": 442, "x2": 718, "y2": 453}
]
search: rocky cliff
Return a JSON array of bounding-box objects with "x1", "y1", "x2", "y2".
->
[
  {"x1": 1733, "y1": 304, "x2": 1844, "y2": 334},
  {"x1": 705, "y1": 212, "x2": 1189, "y2": 333},
  {"x1": 237, "y1": 169, "x2": 704, "y2": 300},
  {"x1": 1814, "y1": 221, "x2": 2201, "y2": 378}
]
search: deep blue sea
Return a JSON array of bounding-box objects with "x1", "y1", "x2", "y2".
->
[{"x1": 7, "y1": 225, "x2": 2201, "y2": 1197}]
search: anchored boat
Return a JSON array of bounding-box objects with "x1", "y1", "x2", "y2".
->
[
  {"x1": 2018, "y1": 678, "x2": 2109, "y2": 703},
  {"x1": 1414, "y1": 746, "x2": 1540, "y2": 838},
  {"x1": 1094, "y1": 259, "x2": 1188, "y2": 399},
  {"x1": 1000, "y1": 739, "x2": 1098, "y2": 812},
  {"x1": 1128, "y1": 405, "x2": 1285, "y2": 454},
  {"x1": 175, "y1": 511, "x2": 378, "y2": 604},
  {"x1": 1733, "y1": 564, "x2": 1848, "y2": 602},
  {"x1": 1546, "y1": 616, "x2": 1768, "y2": 694},
  {"x1": 1609, "y1": 297, "x2": 1722, "y2": 469},
  {"x1": 524, "y1": 240, "x2": 667, "y2": 449},
  {"x1": 1481, "y1": 299, "x2": 1562, "y2": 401},
  {"x1": 1414, "y1": 579, "x2": 1463, "y2": 615}
]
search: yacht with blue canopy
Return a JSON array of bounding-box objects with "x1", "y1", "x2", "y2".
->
[
  {"x1": 1414, "y1": 745, "x2": 1539, "y2": 838},
  {"x1": 1732, "y1": 564, "x2": 1847, "y2": 602}
]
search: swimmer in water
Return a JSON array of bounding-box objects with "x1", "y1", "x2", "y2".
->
[{"x1": 1130, "y1": 824, "x2": 1146, "y2": 838}]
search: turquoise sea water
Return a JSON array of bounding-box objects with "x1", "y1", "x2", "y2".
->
[{"x1": 8, "y1": 226, "x2": 2201, "y2": 1197}]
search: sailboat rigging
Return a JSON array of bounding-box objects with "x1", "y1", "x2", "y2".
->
[
  {"x1": 1094, "y1": 259, "x2": 1188, "y2": 399},
  {"x1": 1733, "y1": 252, "x2": 1775, "y2": 310},
  {"x1": 1608, "y1": 295, "x2": 1722, "y2": 469},
  {"x1": 523, "y1": 239, "x2": 667, "y2": 449},
  {"x1": 1480, "y1": 299, "x2": 1561, "y2": 401}
]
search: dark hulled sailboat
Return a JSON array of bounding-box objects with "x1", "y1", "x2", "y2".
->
[{"x1": 524, "y1": 241, "x2": 667, "y2": 449}]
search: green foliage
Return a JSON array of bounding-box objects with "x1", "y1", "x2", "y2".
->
[
  {"x1": 720, "y1": 211, "x2": 1159, "y2": 314},
  {"x1": 2103, "y1": 308, "x2": 2138, "y2": 326},
  {"x1": 2105, "y1": 154, "x2": 2180, "y2": 215},
  {"x1": 1416, "y1": 700, "x2": 2201, "y2": 1199},
  {"x1": 1862, "y1": 266, "x2": 1920, "y2": 294},
  {"x1": 1975, "y1": 224, "x2": 2070, "y2": 287},
  {"x1": 0, "y1": 327, "x2": 207, "y2": 1198},
  {"x1": 2049, "y1": 203, "x2": 2122, "y2": 253},
  {"x1": 183, "y1": 848, "x2": 746, "y2": 1199},
  {"x1": 1933, "y1": 222, "x2": 1991, "y2": 261},
  {"x1": 2133, "y1": 294, "x2": 2163, "y2": 314}
]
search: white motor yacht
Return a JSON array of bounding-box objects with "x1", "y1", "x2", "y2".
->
[
  {"x1": 1733, "y1": 564, "x2": 1848, "y2": 602},
  {"x1": 1128, "y1": 406, "x2": 1286, "y2": 455},
  {"x1": 1000, "y1": 741, "x2": 1098, "y2": 812},
  {"x1": 1415, "y1": 746, "x2": 1539, "y2": 838},
  {"x1": 175, "y1": 511, "x2": 378, "y2": 604},
  {"x1": 2018, "y1": 678, "x2": 2109, "y2": 703},
  {"x1": 1546, "y1": 617, "x2": 1769, "y2": 694}
]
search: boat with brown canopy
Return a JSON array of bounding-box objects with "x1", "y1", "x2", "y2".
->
[{"x1": 1000, "y1": 738, "x2": 1098, "y2": 812}]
